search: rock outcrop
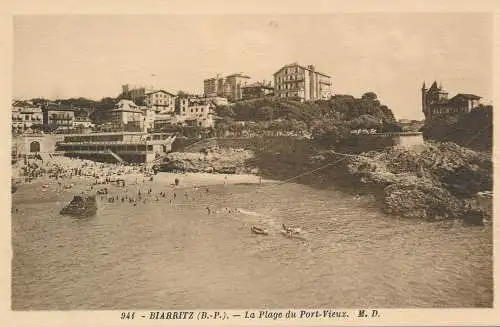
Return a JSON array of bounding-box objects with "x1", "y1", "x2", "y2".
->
[
  {"x1": 160, "y1": 145, "x2": 256, "y2": 174},
  {"x1": 344, "y1": 142, "x2": 492, "y2": 220}
]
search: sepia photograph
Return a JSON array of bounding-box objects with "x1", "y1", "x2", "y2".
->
[{"x1": 10, "y1": 12, "x2": 493, "y2": 313}]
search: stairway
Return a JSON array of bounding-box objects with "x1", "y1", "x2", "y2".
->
[
  {"x1": 38, "y1": 153, "x2": 52, "y2": 161},
  {"x1": 106, "y1": 149, "x2": 125, "y2": 164}
]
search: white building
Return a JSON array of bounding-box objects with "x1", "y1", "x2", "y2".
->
[
  {"x1": 12, "y1": 101, "x2": 43, "y2": 134},
  {"x1": 176, "y1": 96, "x2": 215, "y2": 128},
  {"x1": 273, "y1": 63, "x2": 332, "y2": 101},
  {"x1": 110, "y1": 99, "x2": 145, "y2": 130},
  {"x1": 144, "y1": 90, "x2": 177, "y2": 114}
]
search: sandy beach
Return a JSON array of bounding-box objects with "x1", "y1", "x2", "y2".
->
[{"x1": 11, "y1": 156, "x2": 278, "y2": 214}]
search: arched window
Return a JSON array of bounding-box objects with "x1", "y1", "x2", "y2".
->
[{"x1": 30, "y1": 141, "x2": 40, "y2": 153}]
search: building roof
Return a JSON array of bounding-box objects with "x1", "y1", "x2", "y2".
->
[
  {"x1": 273, "y1": 63, "x2": 331, "y2": 78},
  {"x1": 452, "y1": 93, "x2": 481, "y2": 100},
  {"x1": 145, "y1": 89, "x2": 177, "y2": 97},
  {"x1": 205, "y1": 73, "x2": 251, "y2": 81},
  {"x1": 113, "y1": 99, "x2": 143, "y2": 113},
  {"x1": 226, "y1": 73, "x2": 251, "y2": 79},
  {"x1": 428, "y1": 81, "x2": 439, "y2": 91},
  {"x1": 13, "y1": 100, "x2": 38, "y2": 108}
]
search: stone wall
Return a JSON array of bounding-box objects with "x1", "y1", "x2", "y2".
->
[{"x1": 12, "y1": 135, "x2": 64, "y2": 155}]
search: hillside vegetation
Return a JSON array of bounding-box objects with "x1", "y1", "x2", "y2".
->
[
  {"x1": 217, "y1": 92, "x2": 396, "y2": 125},
  {"x1": 421, "y1": 106, "x2": 492, "y2": 151}
]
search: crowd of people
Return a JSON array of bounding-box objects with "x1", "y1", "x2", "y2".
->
[{"x1": 13, "y1": 155, "x2": 303, "y2": 237}]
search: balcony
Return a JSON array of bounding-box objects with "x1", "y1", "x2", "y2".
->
[
  {"x1": 50, "y1": 115, "x2": 73, "y2": 120},
  {"x1": 282, "y1": 78, "x2": 304, "y2": 83}
]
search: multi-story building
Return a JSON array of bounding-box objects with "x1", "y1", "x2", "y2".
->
[
  {"x1": 42, "y1": 103, "x2": 79, "y2": 130},
  {"x1": 121, "y1": 85, "x2": 177, "y2": 113},
  {"x1": 203, "y1": 73, "x2": 250, "y2": 101},
  {"x1": 120, "y1": 84, "x2": 156, "y2": 104},
  {"x1": 109, "y1": 99, "x2": 145, "y2": 131},
  {"x1": 273, "y1": 63, "x2": 332, "y2": 101},
  {"x1": 144, "y1": 90, "x2": 176, "y2": 113},
  {"x1": 56, "y1": 132, "x2": 176, "y2": 163},
  {"x1": 176, "y1": 95, "x2": 215, "y2": 128},
  {"x1": 241, "y1": 81, "x2": 274, "y2": 100},
  {"x1": 12, "y1": 101, "x2": 43, "y2": 134},
  {"x1": 421, "y1": 81, "x2": 481, "y2": 120},
  {"x1": 73, "y1": 109, "x2": 95, "y2": 129}
]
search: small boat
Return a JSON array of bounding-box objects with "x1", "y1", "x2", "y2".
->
[
  {"x1": 60, "y1": 195, "x2": 97, "y2": 217},
  {"x1": 251, "y1": 226, "x2": 268, "y2": 235},
  {"x1": 282, "y1": 224, "x2": 301, "y2": 235}
]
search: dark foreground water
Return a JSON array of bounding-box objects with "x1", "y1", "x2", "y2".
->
[{"x1": 12, "y1": 177, "x2": 492, "y2": 309}]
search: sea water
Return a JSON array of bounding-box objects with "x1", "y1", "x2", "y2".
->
[{"x1": 11, "y1": 178, "x2": 492, "y2": 309}]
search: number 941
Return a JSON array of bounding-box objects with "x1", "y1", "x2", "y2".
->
[{"x1": 121, "y1": 312, "x2": 135, "y2": 320}]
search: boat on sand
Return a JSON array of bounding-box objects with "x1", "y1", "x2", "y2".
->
[{"x1": 251, "y1": 226, "x2": 268, "y2": 235}]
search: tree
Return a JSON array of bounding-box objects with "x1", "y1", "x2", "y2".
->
[
  {"x1": 177, "y1": 90, "x2": 192, "y2": 97},
  {"x1": 350, "y1": 114, "x2": 381, "y2": 130},
  {"x1": 312, "y1": 120, "x2": 351, "y2": 146},
  {"x1": 361, "y1": 92, "x2": 378, "y2": 102},
  {"x1": 30, "y1": 98, "x2": 50, "y2": 106}
]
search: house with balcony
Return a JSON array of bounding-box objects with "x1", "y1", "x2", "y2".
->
[
  {"x1": 42, "y1": 103, "x2": 79, "y2": 130},
  {"x1": 273, "y1": 63, "x2": 332, "y2": 101},
  {"x1": 109, "y1": 99, "x2": 145, "y2": 132},
  {"x1": 175, "y1": 95, "x2": 215, "y2": 128},
  {"x1": 12, "y1": 100, "x2": 43, "y2": 134},
  {"x1": 144, "y1": 90, "x2": 176, "y2": 114}
]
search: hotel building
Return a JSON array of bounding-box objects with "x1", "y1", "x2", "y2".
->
[
  {"x1": 273, "y1": 63, "x2": 332, "y2": 101},
  {"x1": 203, "y1": 73, "x2": 251, "y2": 101}
]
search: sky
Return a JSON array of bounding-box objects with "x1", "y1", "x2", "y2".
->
[{"x1": 13, "y1": 14, "x2": 492, "y2": 120}]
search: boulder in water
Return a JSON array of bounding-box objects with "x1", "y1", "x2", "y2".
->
[{"x1": 60, "y1": 195, "x2": 97, "y2": 218}]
